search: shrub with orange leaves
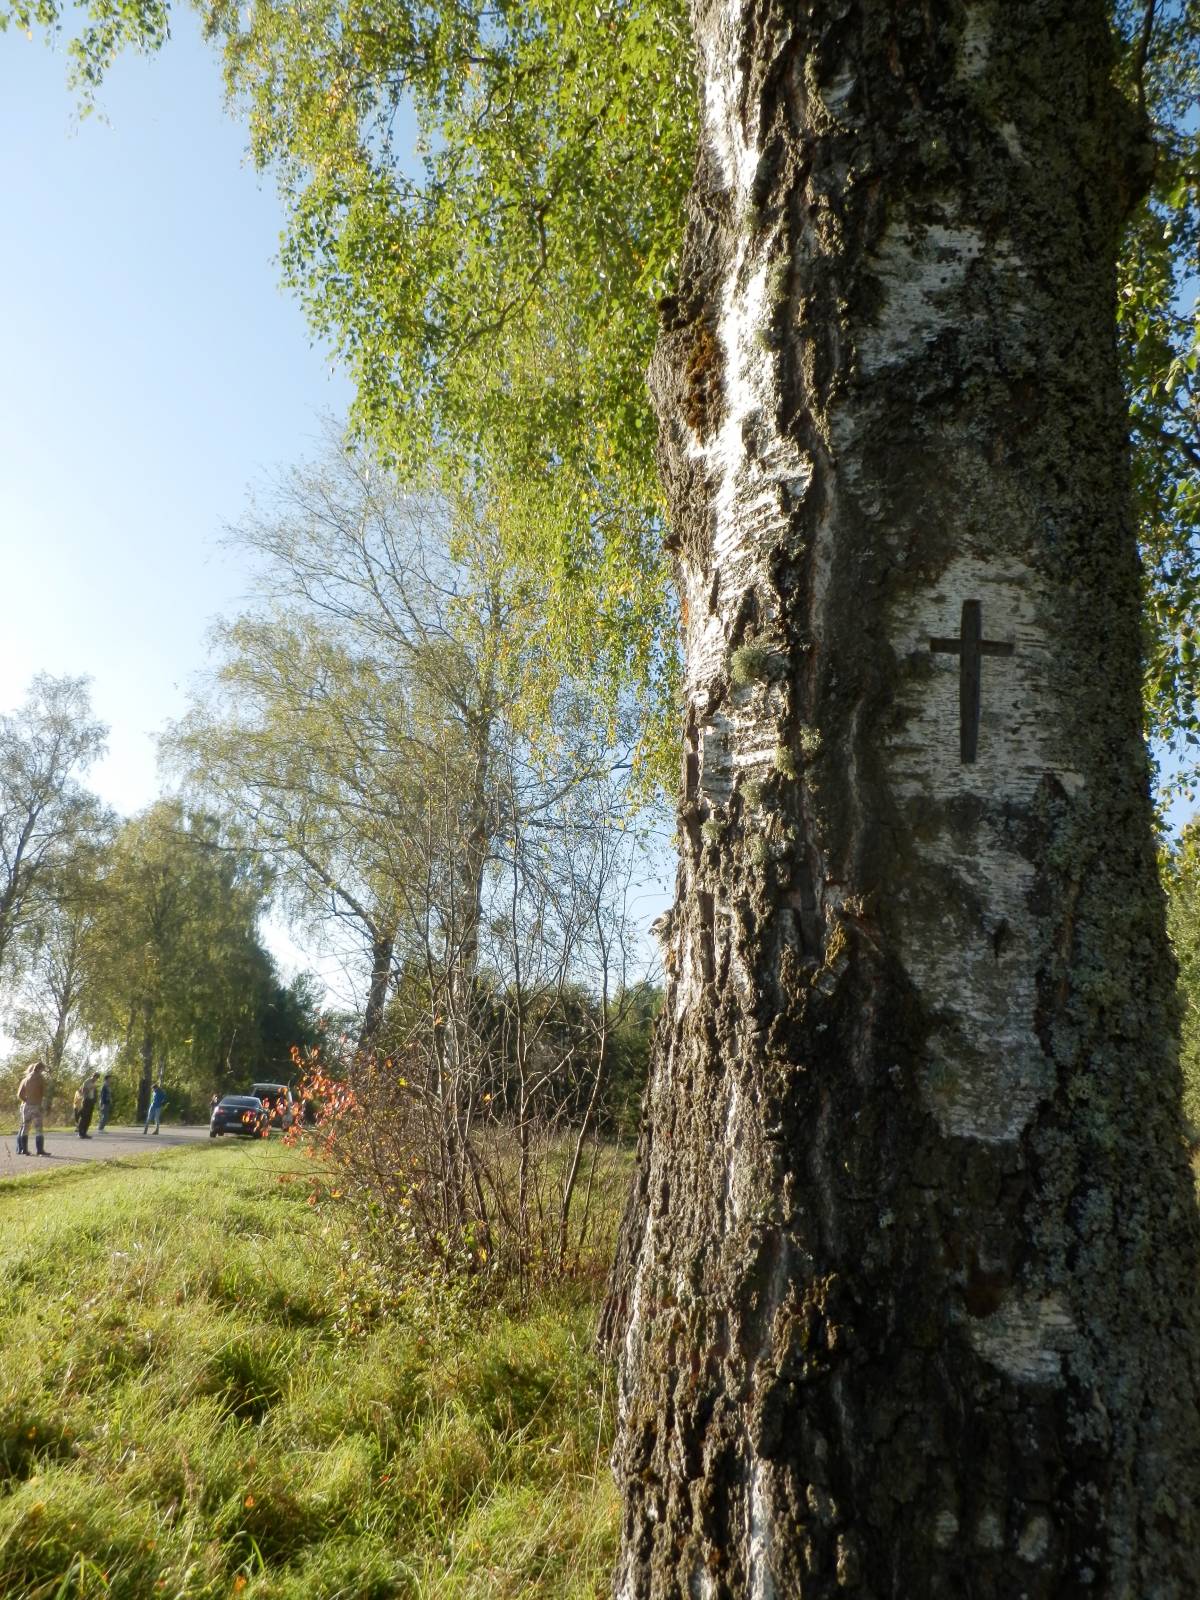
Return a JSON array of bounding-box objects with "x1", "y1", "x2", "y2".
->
[{"x1": 278, "y1": 1033, "x2": 628, "y2": 1296}]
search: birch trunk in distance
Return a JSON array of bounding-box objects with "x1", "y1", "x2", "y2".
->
[{"x1": 606, "y1": 2, "x2": 1200, "y2": 1594}]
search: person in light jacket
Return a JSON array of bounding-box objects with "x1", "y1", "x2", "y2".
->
[{"x1": 16, "y1": 1060, "x2": 49, "y2": 1156}]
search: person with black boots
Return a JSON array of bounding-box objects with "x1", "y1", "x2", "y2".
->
[
  {"x1": 16, "y1": 1059, "x2": 49, "y2": 1156},
  {"x1": 76, "y1": 1071, "x2": 99, "y2": 1139},
  {"x1": 97, "y1": 1073, "x2": 114, "y2": 1132}
]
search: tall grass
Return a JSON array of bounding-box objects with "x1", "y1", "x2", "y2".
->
[{"x1": 0, "y1": 1141, "x2": 618, "y2": 1598}]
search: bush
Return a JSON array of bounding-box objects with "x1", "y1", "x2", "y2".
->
[{"x1": 285, "y1": 1035, "x2": 635, "y2": 1298}]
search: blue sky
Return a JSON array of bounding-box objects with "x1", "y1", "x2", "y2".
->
[
  {"x1": 0, "y1": 15, "x2": 353, "y2": 817},
  {"x1": 1, "y1": 28, "x2": 670, "y2": 996}
]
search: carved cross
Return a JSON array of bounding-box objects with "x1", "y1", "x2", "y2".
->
[{"x1": 929, "y1": 599, "x2": 1014, "y2": 764}]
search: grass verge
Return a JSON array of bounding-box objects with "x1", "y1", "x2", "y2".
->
[{"x1": 0, "y1": 1140, "x2": 618, "y2": 1598}]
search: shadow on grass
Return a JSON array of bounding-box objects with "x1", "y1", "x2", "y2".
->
[{"x1": 0, "y1": 1141, "x2": 252, "y2": 1201}]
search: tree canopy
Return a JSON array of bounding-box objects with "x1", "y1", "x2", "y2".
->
[
  {"x1": 6, "y1": 0, "x2": 1200, "y2": 785},
  {"x1": 1114, "y1": 1, "x2": 1200, "y2": 784}
]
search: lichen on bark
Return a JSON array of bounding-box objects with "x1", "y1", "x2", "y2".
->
[{"x1": 604, "y1": 2, "x2": 1200, "y2": 1596}]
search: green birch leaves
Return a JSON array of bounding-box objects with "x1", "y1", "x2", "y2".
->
[
  {"x1": 201, "y1": 0, "x2": 695, "y2": 780},
  {"x1": 1115, "y1": 1, "x2": 1200, "y2": 785}
]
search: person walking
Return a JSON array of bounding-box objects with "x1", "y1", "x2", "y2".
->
[
  {"x1": 144, "y1": 1082, "x2": 167, "y2": 1135},
  {"x1": 15, "y1": 1059, "x2": 49, "y2": 1156},
  {"x1": 97, "y1": 1073, "x2": 113, "y2": 1132},
  {"x1": 76, "y1": 1072, "x2": 99, "y2": 1139}
]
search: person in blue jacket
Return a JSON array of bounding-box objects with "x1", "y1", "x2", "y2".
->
[{"x1": 144, "y1": 1082, "x2": 167, "y2": 1135}]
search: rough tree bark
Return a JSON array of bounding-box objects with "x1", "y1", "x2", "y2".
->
[{"x1": 605, "y1": 2, "x2": 1200, "y2": 1594}]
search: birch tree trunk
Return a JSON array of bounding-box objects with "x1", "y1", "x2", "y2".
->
[
  {"x1": 357, "y1": 926, "x2": 397, "y2": 1052},
  {"x1": 606, "y1": 2, "x2": 1200, "y2": 1594}
]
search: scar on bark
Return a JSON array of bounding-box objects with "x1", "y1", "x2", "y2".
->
[
  {"x1": 684, "y1": 707, "x2": 700, "y2": 800},
  {"x1": 683, "y1": 316, "x2": 725, "y2": 438},
  {"x1": 696, "y1": 891, "x2": 716, "y2": 985},
  {"x1": 727, "y1": 585, "x2": 760, "y2": 652},
  {"x1": 1054, "y1": 879, "x2": 1082, "y2": 1009}
]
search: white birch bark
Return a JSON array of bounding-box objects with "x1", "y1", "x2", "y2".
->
[{"x1": 606, "y1": 3, "x2": 1200, "y2": 1595}]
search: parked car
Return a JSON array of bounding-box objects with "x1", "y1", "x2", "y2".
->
[
  {"x1": 210, "y1": 1095, "x2": 269, "y2": 1139},
  {"x1": 249, "y1": 1081, "x2": 295, "y2": 1128}
]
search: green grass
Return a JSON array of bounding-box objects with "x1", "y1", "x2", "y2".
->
[{"x1": 0, "y1": 1141, "x2": 618, "y2": 1598}]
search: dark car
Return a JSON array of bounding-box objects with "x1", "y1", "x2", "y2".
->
[
  {"x1": 249, "y1": 1081, "x2": 296, "y2": 1129},
  {"x1": 210, "y1": 1095, "x2": 269, "y2": 1139}
]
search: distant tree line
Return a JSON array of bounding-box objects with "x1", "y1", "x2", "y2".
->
[
  {"x1": 2, "y1": 442, "x2": 662, "y2": 1171},
  {"x1": 0, "y1": 676, "x2": 320, "y2": 1121}
]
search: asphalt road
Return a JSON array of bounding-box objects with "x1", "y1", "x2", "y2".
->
[{"x1": 0, "y1": 1123, "x2": 220, "y2": 1181}]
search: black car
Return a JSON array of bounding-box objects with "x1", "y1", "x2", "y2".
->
[{"x1": 210, "y1": 1095, "x2": 269, "y2": 1139}]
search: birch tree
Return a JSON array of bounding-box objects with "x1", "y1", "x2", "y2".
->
[
  {"x1": 11, "y1": 0, "x2": 1200, "y2": 1587},
  {"x1": 2, "y1": 814, "x2": 113, "y2": 1078},
  {"x1": 601, "y1": 3, "x2": 1200, "y2": 1594},
  {"x1": 0, "y1": 674, "x2": 107, "y2": 978},
  {"x1": 169, "y1": 452, "x2": 520, "y2": 1050}
]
